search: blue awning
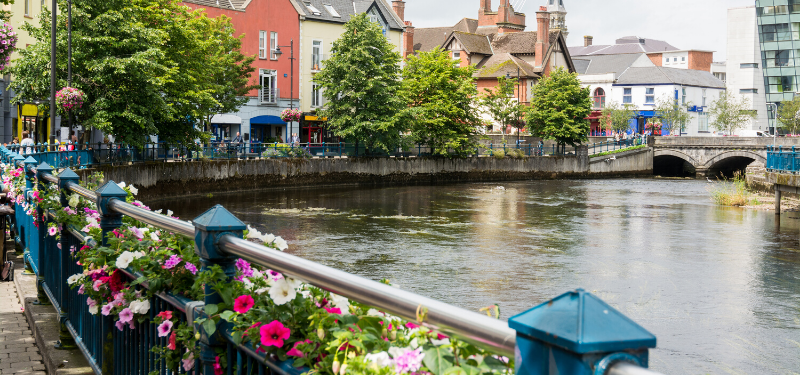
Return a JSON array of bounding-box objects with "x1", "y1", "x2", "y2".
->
[{"x1": 250, "y1": 115, "x2": 286, "y2": 125}]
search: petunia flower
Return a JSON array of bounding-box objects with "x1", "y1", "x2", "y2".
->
[
  {"x1": 259, "y1": 320, "x2": 291, "y2": 347},
  {"x1": 233, "y1": 295, "x2": 254, "y2": 314},
  {"x1": 157, "y1": 320, "x2": 173, "y2": 337},
  {"x1": 268, "y1": 279, "x2": 296, "y2": 305},
  {"x1": 118, "y1": 308, "x2": 133, "y2": 323}
]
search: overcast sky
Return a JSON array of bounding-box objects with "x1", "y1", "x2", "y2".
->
[{"x1": 404, "y1": 0, "x2": 756, "y2": 60}]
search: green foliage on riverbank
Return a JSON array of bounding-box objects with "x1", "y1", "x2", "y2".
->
[
  {"x1": 709, "y1": 173, "x2": 759, "y2": 207},
  {"x1": 589, "y1": 145, "x2": 646, "y2": 158}
]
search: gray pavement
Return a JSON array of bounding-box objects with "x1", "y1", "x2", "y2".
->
[{"x1": 0, "y1": 254, "x2": 45, "y2": 375}]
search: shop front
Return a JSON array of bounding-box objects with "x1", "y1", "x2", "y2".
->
[
  {"x1": 210, "y1": 114, "x2": 242, "y2": 143},
  {"x1": 301, "y1": 115, "x2": 339, "y2": 144},
  {"x1": 249, "y1": 115, "x2": 287, "y2": 143},
  {"x1": 16, "y1": 103, "x2": 51, "y2": 144}
]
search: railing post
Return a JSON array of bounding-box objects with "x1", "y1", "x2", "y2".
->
[
  {"x1": 22, "y1": 156, "x2": 38, "y2": 277},
  {"x1": 32, "y1": 161, "x2": 52, "y2": 306},
  {"x1": 509, "y1": 289, "x2": 657, "y2": 375},
  {"x1": 191, "y1": 205, "x2": 246, "y2": 375},
  {"x1": 54, "y1": 168, "x2": 80, "y2": 350},
  {"x1": 94, "y1": 180, "x2": 128, "y2": 374}
]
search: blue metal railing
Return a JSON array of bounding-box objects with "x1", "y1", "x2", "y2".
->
[
  {"x1": 766, "y1": 146, "x2": 800, "y2": 173},
  {"x1": 587, "y1": 137, "x2": 647, "y2": 156},
  {"x1": 0, "y1": 146, "x2": 662, "y2": 375}
]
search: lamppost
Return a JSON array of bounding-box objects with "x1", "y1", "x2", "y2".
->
[
  {"x1": 506, "y1": 68, "x2": 521, "y2": 142},
  {"x1": 274, "y1": 40, "x2": 295, "y2": 139},
  {"x1": 767, "y1": 102, "x2": 778, "y2": 145},
  {"x1": 49, "y1": 0, "x2": 57, "y2": 146}
]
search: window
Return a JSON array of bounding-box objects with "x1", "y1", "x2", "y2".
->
[
  {"x1": 740, "y1": 88, "x2": 758, "y2": 94},
  {"x1": 681, "y1": 57, "x2": 686, "y2": 62},
  {"x1": 453, "y1": 51, "x2": 461, "y2": 60},
  {"x1": 645, "y1": 88, "x2": 655, "y2": 104},
  {"x1": 758, "y1": 5, "x2": 789, "y2": 15},
  {"x1": 681, "y1": 87, "x2": 686, "y2": 105},
  {"x1": 702, "y1": 89, "x2": 707, "y2": 107},
  {"x1": 305, "y1": 3, "x2": 322, "y2": 15},
  {"x1": 760, "y1": 23, "x2": 791, "y2": 42},
  {"x1": 593, "y1": 88, "x2": 605, "y2": 109},
  {"x1": 698, "y1": 113, "x2": 709, "y2": 132},
  {"x1": 763, "y1": 50, "x2": 791, "y2": 68},
  {"x1": 623, "y1": 88, "x2": 632, "y2": 104},
  {"x1": 24, "y1": 0, "x2": 29, "y2": 16},
  {"x1": 312, "y1": 40, "x2": 323, "y2": 71},
  {"x1": 767, "y1": 76, "x2": 795, "y2": 93},
  {"x1": 260, "y1": 69, "x2": 278, "y2": 104},
  {"x1": 270, "y1": 32, "x2": 278, "y2": 60},
  {"x1": 259, "y1": 31, "x2": 268, "y2": 59},
  {"x1": 323, "y1": 4, "x2": 340, "y2": 17},
  {"x1": 740, "y1": 63, "x2": 759, "y2": 69},
  {"x1": 674, "y1": 57, "x2": 678, "y2": 62},
  {"x1": 312, "y1": 83, "x2": 322, "y2": 108}
]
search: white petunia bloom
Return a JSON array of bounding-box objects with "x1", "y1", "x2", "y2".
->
[
  {"x1": 242, "y1": 278, "x2": 254, "y2": 291},
  {"x1": 366, "y1": 309, "x2": 383, "y2": 317},
  {"x1": 115, "y1": 251, "x2": 135, "y2": 269},
  {"x1": 262, "y1": 233, "x2": 275, "y2": 244},
  {"x1": 284, "y1": 276, "x2": 302, "y2": 289},
  {"x1": 129, "y1": 300, "x2": 150, "y2": 314},
  {"x1": 331, "y1": 294, "x2": 350, "y2": 311},
  {"x1": 251, "y1": 270, "x2": 263, "y2": 279},
  {"x1": 154, "y1": 209, "x2": 163, "y2": 214},
  {"x1": 88, "y1": 304, "x2": 99, "y2": 315},
  {"x1": 117, "y1": 182, "x2": 126, "y2": 189},
  {"x1": 129, "y1": 185, "x2": 138, "y2": 195},
  {"x1": 388, "y1": 347, "x2": 404, "y2": 359},
  {"x1": 67, "y1": 274, "x2": 83, "y2": 285},
  {"x1": 255, "y1": 287, "x2": 269, "y2": 295},
  {"x1": 431, "y1": 338, "x2": 450, "y2": 346},
  {"x1": 268, "y1": 279, "x2": 296, "y2": 305},
  {"x1": 167, "y1": 210, "x2": 173, "y2": 217},
  {"x1": 150, "y1": 232, "x2": 159, "y2": 242},
  {"x1": 273, "y1": 237, "x2": 288, "y2": 251},
  {"x1": 133, "y1": 251, "x2": 146, "y2": 259},
  {"x1": 68, "y1": 194, "x2": 80, "y2": 207},
  {"x1": 246, "y1": 226, "x2": 263, "y2": 240},
  {"x1": 365, "y1": 352, "x2": 394, "y2": 368}
]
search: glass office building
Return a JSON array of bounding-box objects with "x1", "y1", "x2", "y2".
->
[{"x1": 757, "y1": 0, "x2": 800, "y2": 104}]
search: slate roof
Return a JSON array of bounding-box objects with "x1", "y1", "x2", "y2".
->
[
  {"x1": 183, "y1": 0, "x2": 249, "y2": 10},
  {"x1": 474, "y1": 53, "x2": 539, "y2": 79},
  {"x1": 572, "y1": 54, "x2": 644, "y2": 76},
  {"x1": 450, "y1": 32, "x2": 493, "y2": 55},
  {"x1": 491, "y1": 31, "x2": 559, "y2": 54},
  {"x1": 413, "y1": 27, "x2": 453, "y2": 53},
  {"x1": 615, "y1": 67, "x2": 726, "y2": 88},
  {"x1": 297, "y1": 0, "x2": 404, "y2": 30},
  {"x1": 569, "y1": 37, "x2": 679, "y2": 56}
]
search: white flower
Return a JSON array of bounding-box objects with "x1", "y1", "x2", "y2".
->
[
  {"x1": 88, "y1": 304, "x2": 99, "y2": 315},
  {"x1": 268, "y1": 279, "x2": 296, "y2": 305},
  {"x1": 154, "y1": 209, "x2": 163, "y2": 214},
  {"x1": 167, "y1": 210, "x2": 173, "y2": 217},
  {"x1": 246, "y1": 225, "x2": 263, "y2": 240},
  {"x1": 284, "y1": 276, "x2": 302, "y2": 289},
  {"x1": 273, "y1": 236, "x2": 288, "y2": 251},
  {"x1": 117, "y1": 182, "x2": 126, "y2": 189},
  {"x1": 150, "y1": 232, "x2": 159, "y2": 242},
  {"x1": 388, "y1": 347, "x2": 404, "y2": 359},
  {"x1": 431, "y1": 338, "x2": 450, "y2": 346},
  {"x1": 331, "y1": 294, "x2": 350, "y2": 311},
  {"x1": 251, "y1": 270, "x2": 263, "y2": 279},
  {"x1": 68, "y1": 194, "x2": 80, "y2": 207},
  {"x1": 67, "y1": 274, "x2": 83, "y2": 285},
  {"x1": 263, "y1": 233, "x2": 275, "y2": 244},
  {"x1": 255, "y1": 287, "x2": 269, "y2": 295},
  {"x1": 242, "y1": 278, "x2": 254, "y2": 291},
  {"x1": 129, "y1": 300, "x2": 150, "y2": 314},
  {"x1": 409, "y1": 337, "x2": 419, "y2": 349},
  {"x1": 133, "y1": 251, "x2": 146, "y2": 259},
  {"x1": 129, "y1": 185, "x2": 138, "y2": 195},
  {"x1": 365, "y1": 352, "x2": 393, "y2": 368},
  {"x1": 367, "y1": 309, "x2": 383, "y2": 317},
  {"x1": 115, "y1": 251, "x2": 135, "y2": 269}
]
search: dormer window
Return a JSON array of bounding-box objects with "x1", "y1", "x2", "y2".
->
[
  {"x1": 305, "y1": 2, "x2": 322, "y2": 15},
  {"x1": 323, "y1": 4, "x2": 340, "y2": 17}
]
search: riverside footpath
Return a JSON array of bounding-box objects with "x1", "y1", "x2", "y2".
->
[{"x1": 0, "y1": 252, "x2": 45, "y2": 375}]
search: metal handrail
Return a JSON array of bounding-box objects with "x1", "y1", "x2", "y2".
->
[
  {"x1": 218, "y1": 235, "x2": 517, "y2": 357},
  {"x1": 107, "y1": 199, "x2": 194, "y2": 237},
  {"x1": 608, "y1": 362, "x2": 664, "y2": 375}
]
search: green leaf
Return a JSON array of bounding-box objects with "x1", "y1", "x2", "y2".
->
[
  {"x1": 442, "y1": 367, "x2": 467, "y2": 375},
  {"x1": 219, "y1": 286, "x2": 234, "y2": 307},
  {"x1": 460, "y1": 364, "x2": 481, "y2": 375},
  {"x1": 219, "y1": 310, "x2": 235, "y2": 322},
  {"x1": 204, "y1": 304, "x2": 219, "y2": 316},
  {"x1": 422, "y1": 347, "x2": 454, "y2": 375},
  {"x1": 292, "y1": 358, "x2": 307, "y2": 368},
  {"x1": 231, "y1": 330, "x2": 244, "y2": 345},
  {"x1": 479, "y1": 356, "x2": 507, "y2": 371},
  {"x1": 202, "y1": 319, "x2": 216, "y2": 337}
]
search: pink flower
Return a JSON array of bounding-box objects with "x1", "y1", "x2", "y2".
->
[
  {"x1": 394, "y1": 348, "x2": 425, "y2": 374},
  {"x1": 92, "y1": 280, "x2": 103, "y2": 291},
  {"x1": 157, "y1": 320, "x2": 173, "y2": 337},
  {"x1": 164, "y1": 255, "x2": 181, "y2": 269},
  {"x1": 86, "y1": 297, "x2": 97, "y2": 308},
  {"x1": 184, "y1": 263, "x2": 197, "y2": 275},
  {"x1": 233, "y1": 295, "x2": 254, "y2": 314},
  {"x1": 182, "y1": 352, "x2": 194, "y2": 371},
  {"x1": 259, "y1": 321, "x2": 291, "y2": 348},
  {"x1": 157, "y1": 311, "x2": 173, "y2": 320},
  {"x1": 77, "y1": 285, "x2": 85, "y2": 295},
  {"x1": 115, "y1": 321, "x2": 125, "y2": 331},
  {"x1": 324, "y1": 307, "x2": 342, "y2": 315},
  {"x1": 118, "y1": 308, "x2": 133, "y2": 323},
  {"x1": 213, "y1": 356, "x2": 224, "y2": 375},
  {"x1": 101, "y1": 304, "x2": 114, "y2": 316},
  {"x1": 167, "y1": 331, "x2": 177, "y2": 350},
  {"x1": 48, "y1": 226, "x2": 57, "y2": 236},
  {"x1": 405, "y1": 322, "x2": 419, "y2": 329},
  {"x1": 286, "y1": 340, "x2": 312, "y2": 357}
]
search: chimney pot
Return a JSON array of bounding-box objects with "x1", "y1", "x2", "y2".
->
[
  {"x1": 584, "y1": 35, "x2": 593, "y2": 47},
  {"x1": 392, "y1": 0, "x2": 405, "y2": 22}
]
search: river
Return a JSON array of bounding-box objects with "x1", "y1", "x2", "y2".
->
[{"x1": 156, "y1": 179, "x2": 800, "y2": 374}]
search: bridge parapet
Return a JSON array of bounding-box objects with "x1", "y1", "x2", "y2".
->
[{"x1": 654, "y1": 137, "x2": 798, "y2": 148}]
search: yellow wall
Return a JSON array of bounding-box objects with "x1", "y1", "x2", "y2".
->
[
  {"x1": 5, "y1": 0, "x2": 50, "y2": 66},
  {"x1": 299, "y1": 19, "x2": 402, "y2": 113}
]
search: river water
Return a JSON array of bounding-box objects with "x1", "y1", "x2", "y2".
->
[{"x1": 157, "y1": 179, "x2": 800, "y2": 374}]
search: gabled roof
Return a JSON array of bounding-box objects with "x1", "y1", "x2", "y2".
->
[
  {"x1": 569, "y1": 37, "x2": 679, "y2": 57},
  {"x1": 298, "y1": 0, "x2": 404, "y2": 30},
  {"x1": 453, "y1": 18, "x2": 479, "y2": 33},
  {"x1": 183, "y1": 0, "x2": 249, "y2": 11},
  {"x1": 615, "y1": 67, "x2": 725, "y2": 88},
  {"x1": 413, "y1": 27, "x2": 453, "y2": 53},
  {"x1": 572, "y1": 54, "x2": 646, "y2": 76},
  {"x1": 446, "y1": 32, "x2": 493, "y2": 55},
  {"x1": 475, "y1": 53, "x2": 539, "y2": 78},
  {"x1": 491, "y1": 31, "x2": 559, "y2": 54}
]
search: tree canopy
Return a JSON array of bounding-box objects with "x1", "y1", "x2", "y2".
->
[
  {"x1": 479, "y1": 76, "x2": 524, "y2": 136},
  {"x1": 400, "y1": 48, "x2": 481, "y2": 156},
  {"x1": 314, "y1": 13, "x2": 405, "y2": 154},
  {"x1": 526, "y1": 68, "x2": 591, "y2": 149},
  {"x1": 777, "y1": 95, "x2": 800, "y2": 135},
  {"x1": 10, "y1": 0, "x2": 257, "y2": 147},
  {"x1": 653, "y1": 95, "x2": 692, "y2": 136},
  {"x1": 707, "y1": 91, "x2": 756, "y2": 135},
  {"x1": 601, "y1": 101, "x2": 636, "y2": 134}
]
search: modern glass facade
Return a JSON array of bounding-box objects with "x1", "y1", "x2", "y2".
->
[{"x1": 756, "y1": 0, "x2": 800, "y2": 103}]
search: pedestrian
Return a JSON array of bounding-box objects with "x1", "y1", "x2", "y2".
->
[
  {"x1": 232, "y1": 132, "x2": 243, "y2": 153},
  {"x1": 20, "y1": 131, "x2": 34, "y2": 155},
  {"x1": 290, "y1": 133, "x2": 300, "y2": 146}
]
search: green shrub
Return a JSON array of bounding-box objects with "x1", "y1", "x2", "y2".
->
[
  {"x1": 709, "y1": 172, "x2": 751, "y2": 207},
  {"x1": 492, "y1": 150, "x2": 506, "y2": 159},
  {"x1": 507, "y1": 148, "x2": 526, "y2": 159}
]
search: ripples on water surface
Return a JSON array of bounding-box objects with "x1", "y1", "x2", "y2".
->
[{"x1": 157, "y1": 179, "x2": 800, "y2": 374}]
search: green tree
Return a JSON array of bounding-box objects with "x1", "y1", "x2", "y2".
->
[
  {"x1": 10, "y1": 0, "x2": 256, "y2": 147},
  {"x1": 0, "y1": 0, "x2": 12, "y2": 22},
  {"x1": 601, "y1": 101, "x2": 636, "y2": 134},
  {"x1": 707, "y1": 91, "x2": 756, "y2": 135},
  {"x1": 526, "y1": 67, "x2": 591, "y2": 152},
  {"x1": 479, "y1": 76, "x2": 522, "y2": 137},
  {"x1": 401, "y1": 48, "x2": 481, "y2": 156},
  {"x1": 654, "y1": 94, "x2": 692, "y2": 136},
  {"x1": 776, "y1": 95, "x2": 800, "y2": 135},
  {"x1": 314, "y1": 13, "x2": 406, "y2": 154}
]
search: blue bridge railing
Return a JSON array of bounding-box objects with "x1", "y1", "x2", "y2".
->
[
  {"x1": 587, "y1": 137, "x2": 647, "y2": 156},
  {"x1": 1, "y1": 145, "x2": 663, "y2": 375},
  {"x1": 766, "y1": 146, "x2": 800, "y2": 174}
]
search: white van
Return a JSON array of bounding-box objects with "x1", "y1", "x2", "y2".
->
[{"x1": 737, "y1": 129, "x2": 769, "y2": 137}]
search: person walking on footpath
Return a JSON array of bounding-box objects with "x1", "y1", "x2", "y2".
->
[
  {"x1": 290, "y1": 133, "x2": 300, "y2": 146},
  {"x1": 232, "y1": 132, "x2": 243, "y2": 155},
  {"x1": 20, "y1": 131, "x2": 34, "y2": 155}
]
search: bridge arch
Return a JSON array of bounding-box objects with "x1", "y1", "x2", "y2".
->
[
  {"x1": 653, "y1": 149, "x2": 700, "y2": 177},
  {"x1": 700, "y1": 150, "x2": 766, "y2": 169},
  {"x1": 701, "y1": 150, "x2": 765, "y2": 178},
  {"x1": 653, "y1": 149, "x2": 700, "y2": 167}
]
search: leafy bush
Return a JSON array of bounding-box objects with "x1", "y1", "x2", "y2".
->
[
  {"x1": 492, "y1": 150, "x2": 506, "y2": 159},
  {"x1": 506, "y1": 149, "x2": 526, "y2": 159},
  {"x1": 709, "y1": 172, "x2": 755, "y2": 206}
]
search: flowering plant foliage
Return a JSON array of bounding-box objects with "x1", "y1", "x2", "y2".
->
[
  {"x1": 3, "y1": 167, "x2": 512, "y2": 375},
  {"x1": 0, "y1": 23, "x2": 17, "y2": 72},
  {"x1": 56, "y1": 87, "x2": 86, "y2": 114},
  {"x1": 280, "y1": 108, "x2": 302, "y2": 123}
]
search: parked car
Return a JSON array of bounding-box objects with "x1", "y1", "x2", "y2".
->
[{"x1": 737, "y1": 129, "x2": 769, "y2": 137}]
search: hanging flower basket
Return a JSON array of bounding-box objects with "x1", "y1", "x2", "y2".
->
[
  {"x1": 56, "y1": 87, "x2": 86, "y2": 113},
  {"x1": 0, "y1": 23, "x2": 18, "y2": 72},
  {"x1": 280, "y1": 108, "x2": 302, "y2": 123}
]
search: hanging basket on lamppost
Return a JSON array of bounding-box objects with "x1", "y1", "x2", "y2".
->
[
  {"x1": 0, "y1": 23, "x2": 18, "y2": 72},
  {"x1": 280, "y1": 108, "x2": 301, "y2": 123},
  {"x1": 55, "y1": 87, "x2": 86, "y2": 115}
]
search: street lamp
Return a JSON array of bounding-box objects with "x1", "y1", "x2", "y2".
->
[
  {"x1": 49, "y1": 0, "x2": 57, "y2": 145},
  {"x1": 274, "y1": 40, "x2": 295, "y2": 139}
]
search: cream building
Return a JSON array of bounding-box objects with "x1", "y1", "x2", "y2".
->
[{"x1": 294, "y1": 0, "x2": 404, "y2": 143}]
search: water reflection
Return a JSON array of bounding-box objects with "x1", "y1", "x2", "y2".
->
[{"x1": 155, "y1": 179, "x2": 800, "y2": 374}]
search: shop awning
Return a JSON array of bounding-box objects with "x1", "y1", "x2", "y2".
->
[
  {"x1": 210, "y1": 114, "x2": 242, "y2": 125},
  {"x1": 250, "y1": 115, "x2": 286, "y2": 125}
]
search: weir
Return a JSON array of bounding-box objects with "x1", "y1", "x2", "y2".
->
[{"x1": 0, "y1": 145, "x2": 664, "y2": 374}]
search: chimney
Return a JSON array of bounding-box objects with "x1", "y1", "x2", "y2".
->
[
  {"x1": 480, "y1": 0, "x2": 492, "y2": 12},
  {"x1": 403, "y1": 21, "x2": 415, "y2": 59},
  {"x1": 392, "y1": 0, "x2": 405, "y2": 22},
  {"x1": 584, "y1": 35, "x2": 593, "y2": 47},
  {"x1": 535, "y1": 7, "x2": 550, "y2": 68}
]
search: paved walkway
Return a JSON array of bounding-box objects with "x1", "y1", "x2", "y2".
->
[{"x1": 0, "y1": 264, "x2": 45, "y2": 374}]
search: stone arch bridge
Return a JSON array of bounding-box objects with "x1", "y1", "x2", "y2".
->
[{"x1": 651, "y1": 137, "x2": 796, "y2": 177}]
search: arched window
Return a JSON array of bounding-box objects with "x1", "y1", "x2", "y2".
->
[{"x1": 593, "y1": 88, "x2": 605, "y2": 109}]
